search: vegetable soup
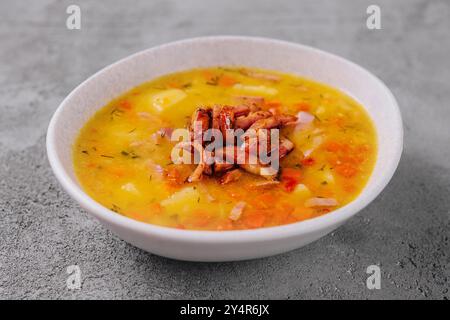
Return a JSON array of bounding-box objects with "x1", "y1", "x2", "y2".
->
[{"x1": 73, "y1": 67, "x2": 377, "y2": 230}]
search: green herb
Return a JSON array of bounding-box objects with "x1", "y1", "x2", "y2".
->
[
  {"x1": 321, "y1": 181, "x2": 328, "y2": 185},
  {"x1": 101, "y1": 154, "x2": 114, "y2": 159},
  {"x1": 110, "y1": 108, "x2": 124, "y2": 120},
  {"x1": 206, "y1": 75, "x2": 221, "y2": 86},
  {"x1": 110, "y1": 204, "x2": 121, "y2": 213},
  {"x1": 121, "y1": 150, "x2": 140, "y2": 159},
  {"x1": 128, "y1": 128, "x2": 136, "y2": 134},
  {"x1": 81, "y1": 150, "x2": 89, "y2": 155}
]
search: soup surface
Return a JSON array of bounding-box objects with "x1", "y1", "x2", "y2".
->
[{"x1": 74, "y1": 67, "x2": 377, "y2": 230}]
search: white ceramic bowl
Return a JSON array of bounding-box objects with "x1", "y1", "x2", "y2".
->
[{"x1": 47, "y1": 36, "x2": 403, "y2": 261}]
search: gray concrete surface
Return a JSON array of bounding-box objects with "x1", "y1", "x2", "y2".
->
[{"x1": 0, "y1": 0, "x2": 449, "y2": 299}]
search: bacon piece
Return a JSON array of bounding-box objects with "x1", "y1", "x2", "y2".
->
[
  {"x1": 190, "y1": 108, "x2": 210, "y2": 143},
  {"x1": 250, "y1": 180, "x2": 280, "y2": 188},
  {"x1": 233, "y1": 105, "x2": 250, "y2": 117},
  {"x1": 211, "y1": 105, "x2": 222, "y2": 131},
  {"x1": 219, "y1": 106, "x2": 235, "y2": 133},
  {"x1": 219, "y1": 169, "x2": 242, "y2": 184},
  {"x1": 277, "y1": 137, "x2": 295, "y2": 159},
  {"x1": 213, "y1": 146, "x2": 238, "y2": 173},
  {"x1": 235, "y1": 111, "x2": 272, "y2": 130},
  {"x1": 248, "y1": 114, "x2": 297, "y2": 131},
  {"x1": 177, "y1": 141, "x2": 212, "y2": 182},
  {"x1": 214, "y1": 162, "x2": 235, "y2": 173}
]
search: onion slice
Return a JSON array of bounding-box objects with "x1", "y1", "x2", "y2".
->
[
  {"x1": 295, "y1": 111, "x2": 315, "y2": 131},
  {"x1": 305, "y1": 197, "x2": 338, "y2": 207},
  {"x1": 229, "y1": 201, "x2": 247, "y2": 221}
]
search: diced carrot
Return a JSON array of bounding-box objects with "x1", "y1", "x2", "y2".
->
[
  {"x1": 335, "y1": 163, "x2": 358, "y2": 178},
  {"x1": 343, "y1": 183, "x2": 356, "y2": 193},
  {"x1": 324, "y1": 141, "x2": 342, "y2": 152},
  {"x1": 272, "y1": 204, "x2": 294, "y2": 224},
  {"x1": 281, "y1": 168, "x2": 302, "y2": 192},
  {"x1": 218, "y1": 75, "x2": 237, "y2": 87},
  {"x1": 108, "y1": 167, "x2": 126, "y2": 178},
  {"x1": 243, "y1": 212, "x2": 266, "y2": 228},
  {"x1": 119, "y1": 100, "x2": 133, "y2": 110},
  {"x1": 149, "y1": 203, "x2": 162, "y2": 214},
  {"x1": 301, "y1": 157, "x2": 316, "y2": 166},
  {"x1": 127, "y1": 212, "x2": 145, "y2": 221},
  {"x1": 251, "y1": 193, "x2": 276, "y2": 209},
  {"x1": 164, "y1": 166, "x2": 184, "y2": 185},
  {"x1": 190, "y1": 210, "x2": 211, "y2": 228},
  {"x1": 202, "y1": 70, "x2": 214, "y2": 81},
  {"x1": 216, "y1": 219, "x2": 233, "y2": 231},
  {"x1": 257, "y1": 193, "x2": 276, "y2": 203},
  {"x1": 329, "y1": 116, "x2": 346, "y2": 128},
  {"x1": 283, "y1": 179, "x2": 297, "y2": 193},
  {"x1": 281, "y1": 168, "x2": 302, "y2": 180},
  {"x1": 167, "y1": 82, "x2": 181, "y2": 89},
  {"x1": 291, "y1": 207, "x2": 314, "y2": 221},
  {"x1": 294, "y1": 102, "x2": 311, "y2": 111}
]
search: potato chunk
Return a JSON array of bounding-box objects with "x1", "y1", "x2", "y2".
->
[
  {"x1": 151, "y1": 89, "x2": 187, "y2": 112},
  {"x1": 160, "y1": 186, "x2": 201, "y2": 213}
]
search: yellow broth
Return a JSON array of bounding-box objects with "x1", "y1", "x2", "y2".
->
[{"x1": 73, "y1": 67, "x2": 377, "y2": 230}]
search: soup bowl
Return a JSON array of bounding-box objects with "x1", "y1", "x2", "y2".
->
[{"x1": 46, "y1": 36, "x2": 403, "y2": 261}]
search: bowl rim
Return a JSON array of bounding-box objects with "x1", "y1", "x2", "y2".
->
[{"x1": 46, "y1": 35, "x2": 403, "y2": 243}]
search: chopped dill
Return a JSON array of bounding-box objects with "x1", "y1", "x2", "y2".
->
[
  {"x1": 206, "y1": 75, "x2": 220, "y2": 86},
  {"x1": 110, "y1": 204, "x2": 121, "y2": 213},
  {"x1": 110, "y1": 108, "x2": 124, "y2": 120}
]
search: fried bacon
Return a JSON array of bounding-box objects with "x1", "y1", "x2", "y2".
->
[
  {"x1": 219, "y1": 169, "x2": 242, "y2": 185},
  {"x1": 190, "y1": 108, "x2": 211, "y2": 143},
  {"x1": 235, "y1": 111, "x2": 272, "y2": 130},
  {"x1": 248, "y1": 114, "x2": 297, "y2": 131},
  {"x1": 278, "y1": 137, "x2": 295, "y2": 159},
  {"x1": 170, "y1": 104, "x2": 298, "y2": 184}
]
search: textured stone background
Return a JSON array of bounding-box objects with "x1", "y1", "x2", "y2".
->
[{"x1": 0, "y1": 0, "x2": 449, "y2": 299}]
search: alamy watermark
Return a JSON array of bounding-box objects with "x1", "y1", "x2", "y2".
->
[
  {"x1": 366, "y1": 5, "x2": 381, "y2": 30},
  {"x1": 66, "y1": 265, "x2": 82, "y2": 290},
  {"x1": 66, "y1": 5, "x2": 81, "y2": 30},
  {"x1": 366, "y1": 265, "x2": 381, "y2": 290}
]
